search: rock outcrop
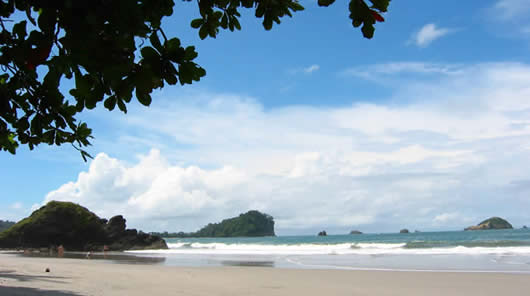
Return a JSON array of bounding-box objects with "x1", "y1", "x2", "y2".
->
[
  {"x1": 399, "y1": 229, "x2": 409, "y2": 234},
  {"x1": 0, "y1": 201, "x2": 167, "y2": 251},
  {"x1": 318, "y1": 230, "x2": 327, "y2": 236},
  {"x1": 465, "y1": 217, "x2": 513, "y2": 231},
  {"x1": 349, "y1": 230, "x2": 362, "y2": 235}
]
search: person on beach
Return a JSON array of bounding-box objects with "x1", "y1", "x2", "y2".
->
[
  {"x1": 57, "y1": 245, "x2": 64, "y2": 257},
  {"x1": 103, "y1": 245, "x2": 109, "y2": 259}
]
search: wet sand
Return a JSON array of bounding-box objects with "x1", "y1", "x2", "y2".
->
[{"x1": 1, "y1": 253, "x2": 529, "y2": 296}]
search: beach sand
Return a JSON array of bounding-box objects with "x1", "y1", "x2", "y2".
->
[{"x1": 1, "y1": 254, "x2": 529, "y2": 296}]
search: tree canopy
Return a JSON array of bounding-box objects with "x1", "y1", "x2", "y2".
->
[
  {"x1": 153, "y1": 210, "x2": 275, "y2": 237},
  {"x1": 0, "y1": 0, "x2": 390, "y2": 160}
]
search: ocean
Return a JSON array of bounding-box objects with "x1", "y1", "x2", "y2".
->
[{"x1": 127, "y1": 228, "x2": 530, "y2": 272}]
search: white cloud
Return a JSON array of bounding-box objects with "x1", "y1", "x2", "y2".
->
[
  {"x1": 288, "y1": 64, "x2": 320, "y2": 75},
  {"x1": 40, "y1": 62, "x2": 530, "y2": 234},
  {"x1": 303, "y1": 64, "x2": 320, "y2": 74},
  {"x1": 494, "y1": 0, "x2": 530, "y2": 20},
  {"x1": 343, "y1": 62, "x2": 463, "y2": 80},
  {"x1": 412, "y1": 24, "x2": 453, "y2": 48},
  {"x1": 433, "y1": 212, "x2": 460, "y2": 224}
]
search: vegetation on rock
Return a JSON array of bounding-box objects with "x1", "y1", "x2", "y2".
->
[
  {"x1": 152, "y1": 210, "x2": 275, "y2": 238},
  {"x1": 0, "y1": 201, "x2": 167, "y2": 250},
  {"x1": 464, "y1": 217, "x2": 513, "y2": 231},
  {"x1": 0, "y1": 219, "x2": 15, "y2": 232}
]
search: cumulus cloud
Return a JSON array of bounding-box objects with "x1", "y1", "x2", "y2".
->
[
  {"x1": 412, "y1": 24, "x2": 453, "y2": 48},
  {"x1": 41, "y1": 62, "x2": 530, "y2": 234}
]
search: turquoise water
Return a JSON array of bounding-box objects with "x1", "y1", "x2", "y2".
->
[
  {"x1": 128, "y1": 229, "x2": 530, "y2": 272},
  {"x1": 165, "y1": 228, "x2": 530, "y2": 249}
]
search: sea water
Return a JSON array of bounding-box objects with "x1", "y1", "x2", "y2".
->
[{"x1": 127, "y1": 228, "x2": 530, "y2": 272}]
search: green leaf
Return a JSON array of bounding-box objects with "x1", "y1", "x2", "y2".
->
[
  {"x1": 136, "y1": 91, "x2": 152, "y2": 106},
  {"x1": 80, "y1": 150, "x2": 93, "y2": 162},
  {"x1": 263, "y1": 16, "x2": 273, "y2": 30},
  {"x1": 232, "y1": 17, "x2": 241, "y2": 30},
  {"x1": 103, "y1": 96, "x2": 116, "y2": 111},
  {"x1": 166, "y1": 38, "x2": 181, "y2": 52},
  {"x1": 150, "y1": 32, "x2": 163, "y2": 52},
  {"x1": 13, "y1": 20, "x2": 27, "y2": 39},
  {"x1": 199, "y1": 25, "x2": 208, "y2": 39},
  {"x1": 184, "y1": 46, "x2": 198, "y2": 60},
  {"x1": 141, "y1": 46, "x2": 160, "y2": 62},
  {"x1": 369, "y1": 0, "x2": 390, "y2": 12},
  {"x1": 361, "y1": 23, "x2": 375, "y2": 39},
  {"x1": 117, "y1": 98, "x2": 127, "y2": 113},
  {"x1": 318, "y1": 0, "x2": 335, "y2": 7},
  {"x1": 221, "y1": 14, "x2": 228, "y2": 29},
  {"x1": 191, "y1": 18, "x2": 203, "y2": 29}
]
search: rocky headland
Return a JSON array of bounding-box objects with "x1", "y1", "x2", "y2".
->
[{"x1": 0, "y1": 201, "x2": 167, "y2": 251}]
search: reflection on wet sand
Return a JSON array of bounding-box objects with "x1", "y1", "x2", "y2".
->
[
  {"x1": 220, "y1": 260, "x2": 275, "y2": 267},
  {"x1": 11, "y1": 251, "x2": 166, "y2": 265}
]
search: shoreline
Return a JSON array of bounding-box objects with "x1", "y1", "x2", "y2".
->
[
  {"x1": 1, "y1": 253, "x2": 530, "y2": 295},
  {"x1": 4, "y1": 250, "x2": 530, "y2": 274}
]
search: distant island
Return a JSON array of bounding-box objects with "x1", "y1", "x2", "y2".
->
[
  {"x1": 0, "y1": 201, "x2": 167, "y2": 251},
  {"x1": 400, "y1": 229, "x2": 409, "y2": 234},
  {"x1": 318, "y1": 230, "x2": 327, "y2": 236},
  {"x1": 0, "y1": 220, "x2": 15, "y2": 232},
  {"x1": 350, "y1": 230, "x2": 362, "y2": 235},
  {"x1": 464, "y1": 217, "x2": 513, "y2": 231},
  {"x1": 152, "y1": 210, "x2": 275, "y2": 238}
]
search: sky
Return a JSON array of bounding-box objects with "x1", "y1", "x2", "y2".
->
[{"x1": 2, "y1": 0, "x2": 530, "y2": 235}]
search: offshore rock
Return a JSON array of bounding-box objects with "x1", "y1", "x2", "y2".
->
[{"x1": 465, "y1": 217, "x2": 513, "y2": 231}]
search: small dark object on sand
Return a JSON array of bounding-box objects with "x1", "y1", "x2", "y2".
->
[{"x1": 45, "y1": 268, "x2": 50, "y2": 272}]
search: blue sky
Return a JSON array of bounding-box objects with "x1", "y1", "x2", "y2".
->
[{"x1": 3, "y1": 0, "x2": 530, "y2": 235}]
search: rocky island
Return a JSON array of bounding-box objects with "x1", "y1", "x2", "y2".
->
[
  {"x1": 464, "y1": 217, "x2": 513, "y2": 231},
  {"x1": 0, "y1": 201, "x2": 167, "y2": 251},
  {"x1": 318, "y1": 230, "x2": 327, "y2": 236},
  {"x1": 350, "y1": 230, "x2": 362, "y2": 235},
  {"x1": 153, "y1": 210, "x2": 275, "y2": 238},
  {"x1": 400, "y1": 229, "x2": 409, "y2": 234}
]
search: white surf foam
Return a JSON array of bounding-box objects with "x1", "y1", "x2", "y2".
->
[{"x1": 127, "y1": 242, "x2": 530, "y2": 256}]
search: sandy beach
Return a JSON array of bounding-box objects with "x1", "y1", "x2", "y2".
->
[{"x1": 0, "y1": 253, "x2": 529, "y2": 296}]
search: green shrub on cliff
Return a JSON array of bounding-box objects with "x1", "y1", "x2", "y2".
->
[
  {"x1": 0, "y1": 201, "x2": 167, "y2": 250},
  {"x1": 156, "y1": 210, "x2": 275, "y2": 238},
  {"x1": 195, "y1": 210, "x2": 275, "y2": 237},
  {"x1": 0, "y1": 220, "x2": 15, "y2": 232},
  {"x1": 0, "y1": 201, "x2": 107, "y2": 249}
]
